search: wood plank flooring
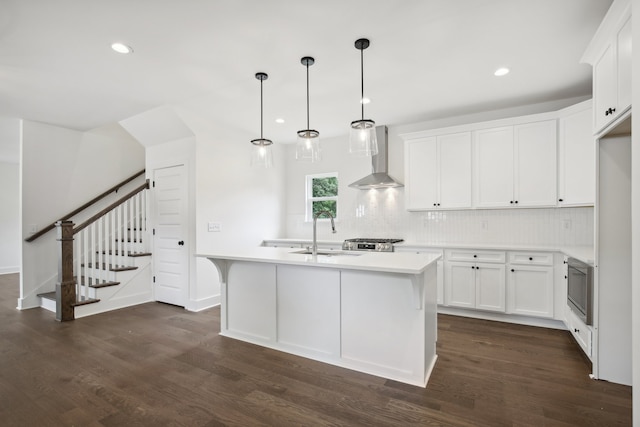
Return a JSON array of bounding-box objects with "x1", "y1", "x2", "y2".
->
[{"x1": 0, "y1": 273, "x2": 631, "y2": 426}]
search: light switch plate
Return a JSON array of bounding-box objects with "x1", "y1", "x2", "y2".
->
[{"x1": 208, "y1": 222, "x2": 222, "y2": 232}]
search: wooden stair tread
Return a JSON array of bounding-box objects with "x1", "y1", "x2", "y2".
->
[
  {"x1": 38, "y1": 292, "x2": 100, "y2": 306},
  {"x1": 76, "y1": 277, "x2": 121, "y2": 288},
  {"x1": 83, "y1": 263, "x2": 138, "y2": 272},
  {"x1": 98, "y1": 250, "x2": 152, "y2": 257},
  {"x1": 37, "y1": 291, "x2": 56, "y2": 301},
  {"x1": 72, "y1": 297, "x2": 100, "y2": 307}
]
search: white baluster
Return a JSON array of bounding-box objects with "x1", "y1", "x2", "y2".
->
[
  {"x1": 75, "y1": 230, "x2": 81, "y2": 301},
  {"x1": 83, "y1": 228, "x2": 89, "y2": 301}
]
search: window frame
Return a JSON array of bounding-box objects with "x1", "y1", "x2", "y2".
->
[{"x1": 305, "y1": 172, "x2": 339, "y2": 222}]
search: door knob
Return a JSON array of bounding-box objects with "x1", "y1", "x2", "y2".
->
[{"x1": 178, "y1": 240, "x2": 185, "y2": 246}]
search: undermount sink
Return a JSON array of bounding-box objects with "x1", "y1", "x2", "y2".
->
[{"x1": 291, "y1": 249, "x2": 361, "y2": 257}]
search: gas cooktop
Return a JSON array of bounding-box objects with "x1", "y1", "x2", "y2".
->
[{"x1": 342, "y1": 238, "x2": 404, "y2": 252}]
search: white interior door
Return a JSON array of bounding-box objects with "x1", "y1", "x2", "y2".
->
[{"x1": 153, "y1": 164, "x2": 188, "y2": 306}]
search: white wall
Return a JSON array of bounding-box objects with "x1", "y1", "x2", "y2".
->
[
  {"x1": 285, "y1": 125, "x2": 593, "y2": 248},
  {"x1": 20, "y1": 121, "x2": 145, "y2": 309},
  {"x1": 630, "y1": 0, "x2": 639, "y2": 420},
  {"x1": 141, "y1": 106, "x2": 286, "y2": 312},
  {"x1": 0, "y1": 162, "x2": 20, "y2": 274},
  {"x1": 0, "y1": 118, "x2": 21, "y2": 275}
]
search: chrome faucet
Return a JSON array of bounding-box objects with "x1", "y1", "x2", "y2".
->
[{"x1": 312, "y1": 210, "x2": 336, "y2": 256}]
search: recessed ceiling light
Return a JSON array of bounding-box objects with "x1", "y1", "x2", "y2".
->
[
  {"x1": 360, "y1": 97, "x2": 371, "y2": 104},
  {"x1": 275, "y1": 118, "x2": 285, "y2": 124},
  {"x1": 494, "y1": 67, "x2": 510, "y2": 77},
  {"x1": 111, "y1": 42, "x2": 133, "y2": 54}
]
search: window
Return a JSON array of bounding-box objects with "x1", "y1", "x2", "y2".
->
[{"x1": 306, "y1": 173, "x2": 338, "y2": 221}]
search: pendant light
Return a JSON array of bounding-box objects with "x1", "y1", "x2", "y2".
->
[
  {"x1": 295, "y1": 56, "x2": 321, "y2": 162},
  {"x1": 250, "y1": 72, "x2": 273, "y2": 168},
  {"x1": 349, "y1": 38, "x2": 378, "y2": 156}
]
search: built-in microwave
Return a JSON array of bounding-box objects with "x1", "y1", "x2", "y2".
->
[{"x1": 566, "y1": 257, "x2": 594, "y2": 326}]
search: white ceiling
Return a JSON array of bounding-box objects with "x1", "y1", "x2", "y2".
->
[{"x1": 0, "y1": 0, "x2": 612, "y2": 144}]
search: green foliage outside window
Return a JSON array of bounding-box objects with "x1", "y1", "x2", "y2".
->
[
  {"x1": 312, "y1": 177, "x2": 338, "y2": 198},
  {"x1": 312, "y1": 200, "x2": 337, "y2": 218},
  {"x1": 307, "y1": 175, "x2": 338, "y2": 220}
]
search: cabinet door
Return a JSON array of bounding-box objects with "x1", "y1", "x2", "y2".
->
[
  {"x1": 474, "y1": 127, "x2": 514, "y2": 208},
  {"x1": 405, "y1": 138, "x2": 438, "y2": 210},
  {"x1": 593, "y1": 42, "x2": 617, "y2": 132},
  {"x1": 438, "y1": 132, "x2": 472, "y2": 208},
  {"x1": 616, "y1": 17, "x2": 632, "y2": 115},
  {"x1": 558, "y1": 107, "x2": 595, "y2": 206},
  {"x1": 475, "y1": 263, "x2": 506, "y2": 312},
  {"x1": 507, "y1": 266, "x2": 554, "y2": 318},
  {"x1": 514, "y1": 120, "x2": 557, "y2": 207},
  {"x1": 445, "y1": 262, "x2": 475, "y2": 308}
]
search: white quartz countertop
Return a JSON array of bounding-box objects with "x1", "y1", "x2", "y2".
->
[
  {"x1": 261, "y1": 239, "x2": 595, "y2": 265},
  {"x1": 198, "y1": 247, "x2": 440, "y2": 275}
]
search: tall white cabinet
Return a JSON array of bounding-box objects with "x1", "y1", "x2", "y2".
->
[{"x1": 580, "y1": 0, "x2": 632, "y2": 387}]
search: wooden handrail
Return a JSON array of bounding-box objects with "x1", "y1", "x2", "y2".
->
[
  {"x1": 25, "y1": 169, "x2": 145, "y2": 242},
  {"x1": 73, "y1": 180, "x2": 149, "y2": 235}
]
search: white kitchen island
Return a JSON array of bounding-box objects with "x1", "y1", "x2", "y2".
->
[{"x1": 199, "y1": 247, "x2": 440, "y2": 387}]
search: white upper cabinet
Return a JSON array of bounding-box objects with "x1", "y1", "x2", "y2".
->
[
  {"x1": 582, "y1": 0, "x2": 631, "y2": 134},
  {"x1": 514, "y1": 121, "x2": 557, "y2": 206},
  {"x1": 404, "y1": 132, "x2": 471, "y2": 210},
  {"x1": 474, "y1": 120, "x2": 557, "y2": 208},
  {"x1": 557, "y1": 103, "x2": 595, "y2": 206},
  {"x1": 473, "y1": 127, "x2": 514, "y2": 208}
]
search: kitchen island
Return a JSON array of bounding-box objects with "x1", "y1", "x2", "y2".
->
[{"x1": 199, "y1": 247, "x2": 440, "y2": 387}]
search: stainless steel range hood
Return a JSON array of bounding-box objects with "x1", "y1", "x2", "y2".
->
[{"x1": 349, "y1": 125, "x2": 404, "y2": 189}]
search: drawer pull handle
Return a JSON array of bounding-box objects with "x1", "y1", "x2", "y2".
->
[
  {"x1": 529, "y1": 257, "x2": 533, "y2": 261},
  {"x1": 574, "y1": 328, "x2": 580, "y2": 333},
  {"x1": 511, "y1": 269, "x2": 515, "y2": 272}
]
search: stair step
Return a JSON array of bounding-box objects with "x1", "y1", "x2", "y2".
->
[
  {"x1": 72, "y1": 296, "x2": 101, "y2": 307},
  {"x1": 83, "y1": 263, "x2": 138, "y2": 272},
  {"x1": 98, "y1": 250, "x2": 152, "y2": 257},
  {"x1": 77, "y1": 277, "x2": 121, "y2": 289},
  {"x1": 38, "y1": 291, "x2": 56, "y2": 301},
  {"x1": 37, "y1": 291, "x2": 100, "y2": 306}
]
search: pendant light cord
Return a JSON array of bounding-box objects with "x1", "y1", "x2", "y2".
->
[
  {"x1": 306, "y1": 62, "x2": 310, "y2": 130},
  {"x1": 360, "y1": 47, "x2": 364, "y2": 121},
  {"x1": 260, "y1": 78, "x2": 264, "y2": 139}
]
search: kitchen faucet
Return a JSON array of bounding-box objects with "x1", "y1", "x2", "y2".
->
[{"x1": 312, "y1": 210, "x2": 336, "y2": 256}]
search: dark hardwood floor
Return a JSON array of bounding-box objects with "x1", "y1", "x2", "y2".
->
[{"x1": 0, "y1": 273, "x2": 631, "y2": 426}]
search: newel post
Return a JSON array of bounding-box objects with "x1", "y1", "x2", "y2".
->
[{"x1": 55, "y1": 220, "x2": 76, "y2": 321}]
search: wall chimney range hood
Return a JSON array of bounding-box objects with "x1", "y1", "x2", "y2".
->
[{"x1": 349, "y1": 125, "x2": 404, "y2": 189}]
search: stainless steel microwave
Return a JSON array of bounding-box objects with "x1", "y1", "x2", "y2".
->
[{"x1": 567, "y1": 257, "x2": 594, "y2": 326}]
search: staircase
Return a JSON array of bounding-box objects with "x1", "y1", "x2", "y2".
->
[{"x1": 31, "y1": 170, "x2": 153, "y2": 320}]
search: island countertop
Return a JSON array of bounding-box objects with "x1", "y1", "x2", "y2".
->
[{"x1": 197, "y1": 246, "x2": 440, "y2": 275}]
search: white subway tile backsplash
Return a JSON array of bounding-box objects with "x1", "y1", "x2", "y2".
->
[{"x1": 287, "y1": 187, "x2": 593, "y2": 247}]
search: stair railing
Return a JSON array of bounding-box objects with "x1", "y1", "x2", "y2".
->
[
  {"x1": 55, "y1": 179, "x2": 150, "y2": 321},
  {"x1": 26, "y1": 169, "x2": 145, "y2": 242}
]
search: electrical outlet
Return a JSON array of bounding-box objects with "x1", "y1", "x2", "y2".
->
[
  {"x1": 563, "y1": 220, "x2": 572, "y2": 230},
  {"x1": 208, "y1": 222, "x2": 222, "y2": 232},
  {"x1": 29, "y1": 224, "x2": 38, "y2": 234}
]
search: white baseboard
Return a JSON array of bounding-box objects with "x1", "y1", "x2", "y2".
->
[
  {"x1": 185, "y1": 294, "x2": 220, "y2": 312},
  {"x1": 0, "y1": 267, "x2": 19, "y2": 275},
  {"x1": 438, "y1": 306, "x2": 566, "y2": 330}
]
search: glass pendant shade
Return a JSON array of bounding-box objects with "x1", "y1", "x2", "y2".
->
[
  {"x1": 349, "y1": 119, "x2": 378, "y2": 156},
  {"x1": 296, "y1": 129, "x2": 321, "y2": 162},
  {"x1": 251, "y1": 138, "x2": 273, "y2": 168}
]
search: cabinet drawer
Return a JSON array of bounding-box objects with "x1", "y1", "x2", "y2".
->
[
  {"x1": 508, "y1": 252, "x2": 553, "y2": 266},
  {"x1": 565, "y1": 306, "x2": 592, "y2": 358},
  {"x1": 445, "y1": 249, "x2": 505, "y2": 263}
]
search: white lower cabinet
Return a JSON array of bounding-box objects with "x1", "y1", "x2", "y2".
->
[
  {"x1": 444, "y1": 250, "x2": 506, "y2": 312},
  {"x1": 565, "y1": 305, "x2": 592, "y2": 358},
  {"x1": 506, "y1": 252, "x2": 554, "y2": 318}
]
